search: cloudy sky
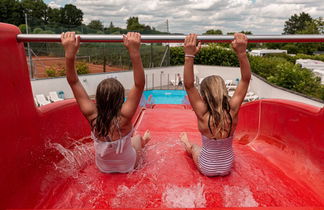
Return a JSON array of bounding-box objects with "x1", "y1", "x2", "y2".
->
[{"x1": 44, "y1": 0, "x2": 324, "y2": 34}]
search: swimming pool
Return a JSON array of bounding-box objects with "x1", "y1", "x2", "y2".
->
[{"x1": 143, "y1": 90, "x2": 188, "y2": 104}]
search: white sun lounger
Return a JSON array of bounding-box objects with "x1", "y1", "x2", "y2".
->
[
  {"x1": 245, "y1": 92, "x2": 259, "y2": 102},
  {"x1": 225, "y1": 80, "x2": 237, "y2": 90},
  {"x1": 35, "y1": 94, "x2": 51, "y2": 106},
  {"x1": 49, "y1": 91, "x2": 64, "y2": 102}
]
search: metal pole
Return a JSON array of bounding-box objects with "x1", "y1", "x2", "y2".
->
[
  {"x1": 168, "y1": 74, "x2": 170, "y2": 90},
  {"x1": 25, "y1": 13, "x2": 33, "y2": 79},
  {"x1": 150, "y1": 43, "x2": 153, "y2": 68},
  {"x1": 160, "y1": 45, "x2": 169, "y2": 67},
  {"x1": 160, "y1": 72, "x2": 162, "y2": 90},
  {"x1": 152, "y1": 74, "x2": 154, "y2": 90},
  {"x1": 145, "y1": 74, "x2": 148, "y2": 90},
  {"x1": 17, "y1": 34, "x2": 324, "y2": 43}
]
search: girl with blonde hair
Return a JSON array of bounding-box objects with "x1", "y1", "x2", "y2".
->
[{"x1": 180, "y1": 33, "x2": 251, "y2": 176}]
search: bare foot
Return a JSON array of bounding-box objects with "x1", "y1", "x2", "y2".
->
[
  {"x1": 179, "y1": 132, "x2": 192, "y2": 154},
  {"x1": 142, "y1": 130, "x2": 151, "y2": 147}
]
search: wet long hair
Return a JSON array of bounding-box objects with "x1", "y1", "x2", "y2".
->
[
  {"x1": 200, "y1": 75, "x2": 232, "y2": 139},
  {"x1": 91, "y1": 78, "x2": 125, "y2": 139}
]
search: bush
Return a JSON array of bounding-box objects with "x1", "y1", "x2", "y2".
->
[
  {"x1": 57, "y1": 69, "x2": 66, "y2": 76},
  {"x1": 249, "y1": 56, "x2": 288, "y2": 78},
  {"x1": 170, "y1": 45, "x2": 324, "y2": 100},
  {"x1": 45, "y1": 67, "x2": 56, "y2": 77},
  {"x1": 251, "y1": 56, "x2": 324, "y2": 100},
  {"x1": 170, "y1": 44, "x2": 239, "y2": 66},
  {"x1": 76, "y1": 62, "x2": 89, "y2": 74},
  {"x1": 33, "y1": 27, "x2": 44, "y2": 34},
  {"x1": 45, "y1": 65, "x2": 66, "y2": 77}
]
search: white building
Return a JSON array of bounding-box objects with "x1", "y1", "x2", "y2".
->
[
  {"x1": 250, "y1": 49, "x2": 287, "y2": 56},
  {"x1": 296, "y1": 59, "x2": 324, "y2": 84}
]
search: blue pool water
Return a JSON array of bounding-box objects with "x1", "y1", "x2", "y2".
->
[{"x1": 143, "y1": 90, "x2": 188, "y2": 104}]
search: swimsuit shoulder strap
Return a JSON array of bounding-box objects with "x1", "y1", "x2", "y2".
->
[{"x1": 114, "y1": 118, "x2": 123, "y2": 139}]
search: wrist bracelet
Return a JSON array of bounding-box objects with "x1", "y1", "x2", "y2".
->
[{"x1": 185, "y1": 54, "x2": 195, "y2": 58}]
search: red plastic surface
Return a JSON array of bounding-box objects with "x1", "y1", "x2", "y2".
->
[{"x1": 0, "y1": 23, "x2": 323, "y2": 208}]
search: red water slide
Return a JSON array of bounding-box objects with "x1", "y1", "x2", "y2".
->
[{"x1": 0, "y1": 23, "x2": 323, "y2": 209}]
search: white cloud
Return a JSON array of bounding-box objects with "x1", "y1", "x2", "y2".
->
[
  {"x1": 48, "y1": 1, "x2": 61, "y2": 8},
  {"x1": 47, "y1": 0, "x2": 324, "y2": 34}
]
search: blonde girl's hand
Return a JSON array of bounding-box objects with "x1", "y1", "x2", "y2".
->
[
  {"x1": 184, "y1": 33, "x2": 201, "y2": 56},
  {"x1": 123, "y1": 32, "x2": 141, "y2": 54},
  {"x1": 61, "y1": 32, "x2": 80, "y2": 59},
  {"x1": 231, "y1": 33, "x2": 248, "y2": 56}
]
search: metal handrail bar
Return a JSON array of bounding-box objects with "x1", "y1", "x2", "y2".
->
[{"x1": 17, "y1": 34, "x2": 324, "y2": 43}]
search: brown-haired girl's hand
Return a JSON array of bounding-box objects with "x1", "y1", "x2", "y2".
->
[
  {"x1": 184, "y1": 33, "x2": 201, "y2": 56},
  {"x1": 231, "y1": 33, "x2": 248, "y2": 57},
  {"x1": 123, "y1": 32, "x2": 141, "y2": 54},
  {"x1": 61, "y1": 32, "x2": 80, "y2": 59}
]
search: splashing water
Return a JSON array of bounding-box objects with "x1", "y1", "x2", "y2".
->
[
  {"x1": 223, "y1": 185, "x2": 259, "y2": 207},
  {"x1": 110, "y1": 180, "x2": 160, "y2": 208},
  {"x1": 46, "y1": 139, "x2": 94, "y2": 178},
  {"x1": 162, "y1": 183, "x2": 206, "y2": 208}
]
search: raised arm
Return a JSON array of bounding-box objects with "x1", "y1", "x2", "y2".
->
[
  {"x1": 229, "y1": 33, "x2": 251, "y2": 114},
  {"x1": 120, "y1": 32, "x2": 145, "y2": 120},
  {"x1": 183, "y1": 34, "x2": 207, "y2": 120},
  {"x1": 61, "y1": 32, "x2": 97, "y2": 122}
]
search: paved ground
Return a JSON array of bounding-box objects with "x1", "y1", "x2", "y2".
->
[{"x1": 30, "y1": 56, "x2": 127, "y2": 78}]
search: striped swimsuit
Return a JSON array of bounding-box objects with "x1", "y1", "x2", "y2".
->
[{"x1": 198, "y1": 135, "x2": 234, "y2": 176}]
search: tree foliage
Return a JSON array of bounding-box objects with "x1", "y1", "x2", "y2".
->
[
  {"x1": 60, "y1": 4, "x2": 83, "y2": 26},
  {"x1": 203, "y1": 29, "x2": 223, "y2": 35},
  {"x1": 283, "y1": 12, "x2": 313, "y2": 34},
  {"x1": 171, "y1": 45, "x2": 324, "y2": 100},
  {"x1": 0, "y1": 0, "x2": 83, "y2": 28},
  {"x1": 21, "y1": 0, "x2": 48, "y2": 27},
  {"x1": 88, "y1": 20, "x2": 104, "y2": 31},
  {"x1": 0, "y1": 0, "x2": 24, "y2": 26}
]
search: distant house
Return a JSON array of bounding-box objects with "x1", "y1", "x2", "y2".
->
[
  {"x1": 296, "y1": 59, "x2": 324, "y2": 84},
  {"x1": 249, "y1": 49, "x2": 287, "y2": 56}
]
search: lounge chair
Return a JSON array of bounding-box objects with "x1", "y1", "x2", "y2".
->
[
  {"x1": 225, "y1": 80, "x2": 233, "y2": 86},
  {"x1": 244, "y1": 92, "x2": 259, "y2": 102},
  {"x1": 49, "y1": 91, "x2": 64, "y2": 102},
  {"x1": 228, "y1": 91, "x2": 235, "y2": 97},
  {"x1": 225, "y1": 80, "x2": 237, "y2": 91},
  {"x1": 35, "y1": 94, "x2": 51, "y2": 106}
]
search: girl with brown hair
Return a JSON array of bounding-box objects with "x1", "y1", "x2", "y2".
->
[{"x1": 61, "y1": 32, "x2": 150, "y2": 173}]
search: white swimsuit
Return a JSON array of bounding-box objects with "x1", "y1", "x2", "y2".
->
[{"x1": 91, "y1": 128, "x2": 136, "y2": 173}]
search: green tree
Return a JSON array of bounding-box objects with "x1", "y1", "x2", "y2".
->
[
  {"x1": 127, "y1": 16, "x2": 146, "y2": 31},
  {"x1": 32, "y1": 27, "x2": 43, "y2": 33},
  {"x1": 314, "y1": 17, "x2": 324, "y2": 34},
  {"x1": 240, "y1": 30, "x2": 252, "y2": 35},
  {"x1": 283, "y1": 12, "x2": 313, "y2": 34},
  {"x1": 47, "y1": 7, "x2": 61, "y2": 25},
  {"x1": 0, "y1": 0, "x2": 24, "y2": 26},
  {"x1": 60, "y1": 4, "x2": 83, "y2": 27},
  {"x1": 203, "y1": 29, "x2": 223, "y2": 35},
  {"x1": 21, "y1": 0, "x2": 48, "y2": 27},
  {"x1": 88, "y1": 20, "x2": 104, "y2": 31}
]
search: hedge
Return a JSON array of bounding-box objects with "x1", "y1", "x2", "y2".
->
[{"x1": 170, "y1": 45, "x2": 324, "y2": 100}]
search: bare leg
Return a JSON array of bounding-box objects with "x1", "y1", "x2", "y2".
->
[
  {"x1": 180, "y1": 132, "x2": 201, "y2": 167},
  {"x1": 131, "y1": 130, "x2": 151, "y2": 166}
]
